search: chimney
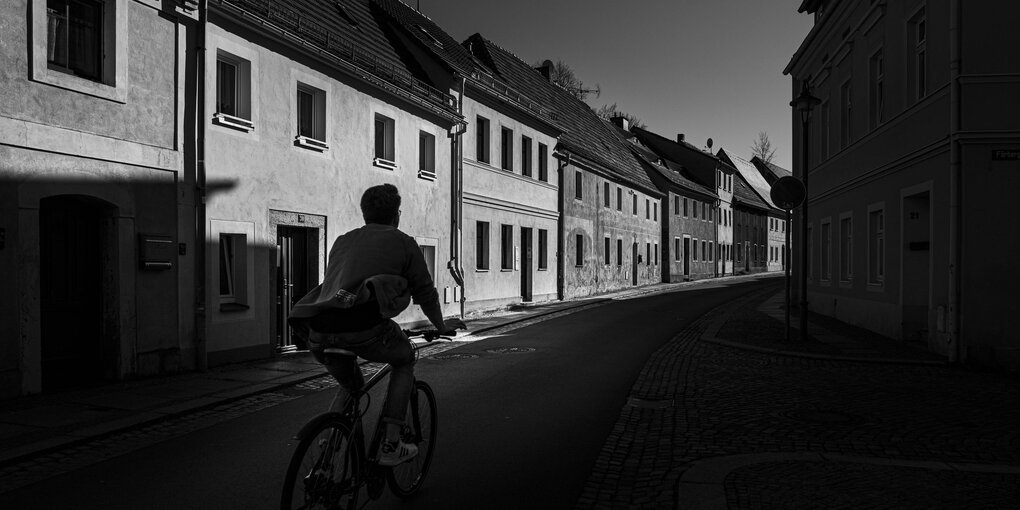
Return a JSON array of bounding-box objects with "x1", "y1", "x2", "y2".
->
[
  {"x1": 610, "y1": 115, "x2": 629, "y2": 131},
  {"x1": 535, "y1": 59, "x2": 553, "y2": 81},
  {"x1": 677, "y1": 133, "x2": 685, "y2": 143}
]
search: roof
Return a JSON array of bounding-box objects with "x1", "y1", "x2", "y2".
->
[
  {"x1": 628, "y1": 137, "x2": 717, "y2": 200},
  {"x1": 750, "y1": 156, "x2": 792, "y2": 184},
  {"x1": 731, "y1": 171, "x2": 772, "y2": 212},
  {"x1": 717, "y1": 148, "x2": 779, "y2": 210},
  {"x1": 465, "y1": 34, "x2": 658, "y2": 195},
  {"x1": 630, "y1": 127, "x2": 719, "y2": 189},
  {"x1": 213, "y1": 0, "x2": 457, "y2": 113},
  {"x1": 370, "y1": 0, "x2": 480, "y2": 75}
]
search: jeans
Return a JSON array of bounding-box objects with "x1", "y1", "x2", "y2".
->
[{"x1": 308, "y1": 320, "x2": 415, "y2": 425}]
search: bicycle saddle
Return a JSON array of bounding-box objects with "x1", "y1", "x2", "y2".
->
[{"x1": 322, "y1": 347, "x2": 357, "y2": 357}]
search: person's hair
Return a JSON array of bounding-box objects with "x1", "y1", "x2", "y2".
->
[{"x1": 360, "y1": 184, "x2": 401, "y2": 224}]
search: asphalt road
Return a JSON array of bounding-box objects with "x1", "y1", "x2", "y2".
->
[{"x1": 0, "y1": 279, "x2": 774, "y2": 509}]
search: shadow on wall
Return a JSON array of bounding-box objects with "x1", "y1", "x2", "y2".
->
[{"x1": 0, "y1": 176, "x2": 236, "y2": 396}]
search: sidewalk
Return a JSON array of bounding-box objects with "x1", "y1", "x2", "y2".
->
[
  {"x1": 0, "y1": 273, "x2": 768, "y2": 471},
  {"x1": 576, "y1": 278, "x2": 1020, "y2": 510}
]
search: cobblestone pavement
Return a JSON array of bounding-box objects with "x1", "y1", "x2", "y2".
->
[{"x1": 577, "y1": 284, "x2": 1020, "y2": 509}]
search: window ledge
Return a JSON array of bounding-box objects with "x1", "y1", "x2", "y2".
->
[
  {"x1": 538, "y1": 267, "x2": 548, "y2": 271},
  {"x1": 418, "y1": 169, "x2": 437, "y2": 181},
  {"x1": 475, "y1": 269, "x2": 489, "y2": 273},
  {"x1": 214, "y1": 113, "x2": 255, "y2": 132},
  {"x1": 373, "y1": 157, "x2": 397, "y2": 170},
  {"x1": 867, "y1": 282, "x2": 885, "y2": 292},
  {"x1": 219, "y1": 302, "x2": 250, "y2": 312},
  {"x1": 500, "y1": 268, "x2": 513, "y2": 272},
  {"x1": 295, "y1": 136, "x2": 329, "y2": 151}
]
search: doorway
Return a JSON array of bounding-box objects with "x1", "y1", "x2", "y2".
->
[
  {"x1": 902, "y1": 190, "x2": 931, "y2": 346},
  {"x1": 631, "y1": 242, "x2": 638, "y2": 285},
  {"x1": 683, "y1": 236, "x2": 691, "y2": 280},
  {"x1": 520, "y1": 227, "x2": 533, "y2": 302},
  {"x1": 276, "y1": 225, "x2": 319, "y2": 352},
  {"x1": 39, "y1": 196, "x2": 113, "y2": 391}
]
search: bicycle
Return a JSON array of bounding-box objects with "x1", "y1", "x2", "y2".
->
[{"x1": 281, "y1": 328, "x2": 453, "y2": 510}]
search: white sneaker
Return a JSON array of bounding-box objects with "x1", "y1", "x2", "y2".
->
[{"x1": 377, "y1": 440, "x2": 418, "y2": 466}]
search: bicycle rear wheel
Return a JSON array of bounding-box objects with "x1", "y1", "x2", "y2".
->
[
  {"x1": 281, "y1": 417, "x2": 360, "y2": 510},
  {"x1": 387, "y1": 380, "x2": 437, "y2": 497}
]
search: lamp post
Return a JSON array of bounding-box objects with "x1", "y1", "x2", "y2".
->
[{"x1": 790, "y1": 82, "x2": 820, "y2": 342}]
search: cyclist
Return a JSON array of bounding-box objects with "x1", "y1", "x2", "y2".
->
[{"x1": 289, "y1": 183, "x2": 463, "y2": 466}]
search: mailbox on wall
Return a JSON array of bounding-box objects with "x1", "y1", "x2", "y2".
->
[{"x1": 139, "y1": 234, "x2": 174, "y2": 270}]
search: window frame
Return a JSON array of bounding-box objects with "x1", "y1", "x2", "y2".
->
[
  {"x1": 839, "y1": 213, "x2": 854, "y2": 283},
  {"x1": 475, "y1": 221, "x2": 490, "y2": 271},
  {"x1": 500, "y1": 224, "x2": 514, "y2": 271},
  {"x1": 868, "y1": 204, "x2": 886, "y2": 286},
  {"x1": 820, "y1": 218, "x2": 833, "y2": 282},
  {"x1": 538, "y1": 143, "x2": 548, "y2": 181},
  {"x1": 214, "y1": 50, "x2": 255, "y2": 132},
  {"x1": 869, "y1": 48, "x2": 885, "y2": 129},
  {"x1": 574, "y1": 170, "x2": 583, "y2": 200},
  {"x1": 604, "y1": 237, "x2": 611, "y2": 265},
  {"x1": 373, "y1": 113, "x2": 397, "y2": 169},
  {"x1": 476, "y1": 115, "x2": 491, "y2": 164},
  {"x1": 295, "y1": 81, "x2": 328, "y2": 150},
  {"x1": 538, "y1": 229, "x2": 548, "y2": 270},
  {"x1": 521, "y1": 135, "x2": 532, "y2": 177},
  {"x1": 575, "y1": 234, "x2": 584, "y2": 267},
  {"x1": 500, "y1": 126, "x2": 514, "y2": 172},
  {"x1": 418, "y1": 130, "x2": 436, "y2": 180},
  {"x1": 33, "y1": 0, "x2": 129, "y2": 103},
  {"x1": 841, "y1": 79, "x2": 853, "y2": 149}
]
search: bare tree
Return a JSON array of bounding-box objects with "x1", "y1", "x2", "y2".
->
[
  {"x1": 750, "y1": 131, "x2": 776, "y2": 165},
  {"x1": 596, "y1": 103, "x2": 646, "y2": 129},
  {"x1": 536, "y1": 59, "x2": 600, "y2": 101}
]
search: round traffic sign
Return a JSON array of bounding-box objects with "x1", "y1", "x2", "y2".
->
[{"x1": 770, "y1": 175, "x2": 806, "y2": 210}]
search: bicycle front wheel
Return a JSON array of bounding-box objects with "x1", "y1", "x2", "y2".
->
[
  {"x1": 281, "y1": 417, "x2": 360, "y2": 510},
  {"x1": 387, "y1": 380, "x2": 437, "y2": 497}
]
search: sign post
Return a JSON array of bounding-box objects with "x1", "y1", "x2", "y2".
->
[{"x1": 771, "y1": 176, "x2": 806, "y2": 342}]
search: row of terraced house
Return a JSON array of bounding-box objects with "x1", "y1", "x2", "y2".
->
[{"x1": 0, "y1": 0, "x2": 788, "y2": 397}]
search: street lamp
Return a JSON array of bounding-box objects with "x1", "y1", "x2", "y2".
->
[{"x1": 790, "y1": 81, "x2": 820, "y2": 342}]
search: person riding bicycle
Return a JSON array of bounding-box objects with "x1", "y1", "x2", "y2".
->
[{"x1": 289, "y1": 183, "x2": 463, "y2": 467}]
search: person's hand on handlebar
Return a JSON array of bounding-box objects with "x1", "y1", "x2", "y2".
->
[{"x1": 439, "y1": 318, "x2": 466, "y2": 337}]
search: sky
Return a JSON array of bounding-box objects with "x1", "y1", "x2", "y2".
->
[{"x1": 416, "y1": 0, "x2": 814, "y2": 169}]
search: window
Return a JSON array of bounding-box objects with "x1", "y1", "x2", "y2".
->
[
  {"x1": 500, "y1": 224, "x2": 514, "y2": 270},
  {"x1": 215, "y1": 51, "x2": 254, "y2": 131},
  {"x1": 674, "y1": 196, "x2": 680, "y2": 215},
  {"x1": 632, "y1": 194, "x2": 637, "y2": 215},
  {"x1": 821, "y1": 220, "x2": 832, "y2": 281},
  {"x1": 869, "y1": 49, "x2": 884, "y2": 129},
  {"x1": 674, "y1": 238, "x2": 681, "y2": 262},
  {"x1": 617, "y1": 187, "x2": 622, "y2": 211},
  {"x1": 693, "y1": 239, "x2": 699, "y2": 261},
  {"x1": 419, "y1": 242, "x2": 437, "y2": 283},
  {"x1": 575, "y1": 234, "x2": 584, "y2": 267},
  {"x1": 476, "y1": 116, "x2": 490, "y2": 163},
  {"x1": 46, "y1": 0, "x2": 104, "y2": 81},
  {"x1": 654, "y1": 202, "x2": 658, "y2": 221},
  {"x1": 219, "y1": 233, "x2": 247, "y2": 306},
  {"x1": 702, "y1": 203, "x2": 707, "y2": 221},
  {"x1": 735, "y1": 241, "x2": 741, "y2": 263},
  {"x1": 616, "y1": 239, "x2": 623, "y2": 266},
  {"x1": 575, "y1": 170, "x2": 583, "y2": 200},
  {"x1": 538, "y1": 143, "x2": 548, "y2": 181},
  {"x1": 808, "y1": 224, "x2": 814, "y2": 280},
  {"x1": 521, "y1": 136, "x2": 532, "y2": 177},
  {"x1": 646, "y1": 242, "x2": 650, "y2": 264},
  {"x1": 475, "y1": 221, "x2": 489, "y2": 270},
  {"x1": 604, "y1": 237, "x2": 611, "y2": 265},
  {"x1": 604, "y1": 182, "x2": 611, "y2": 207},
  {"x1": 296, "y1": 84, "x2": 327, "y2": 149},
  {"x1": 374, "y1": 113, "x2": 396, "y2": 168},
  {"x1": 645, "y1": 198, "x2": 650, "y2": 219},
  {"x1": 840, "y1": 216, "x2": 853, "y2": 281},
  {"x1": 693, "y1": 200, "x2": 699, "y2": 219},
  {"x1": 538, "y1": 229, "x2": 548, "y2": 270},
  {"x1": 702, "y1": 240, "x2": 707, "y2": 261},
  {"x1": 709, "y1": 242, "x2": 714, "y2": 262},
  {"x1": 654, "y1": 243, "x2": 658, "y2": 265},
  {"x1": 841, "y1": 80, "x2": 852, "y2": 149},
  {"x1": 912, "y1": 8, "x2": 927, "y2": 100},
  {"x1": 820, "y1": 100, "x2": 830, "y2": 160},
  {"x1": 683, "y1": 197, "x2": 688, "y2": 217},
  {"x1": 501, "y1": 126, "x2": 514, "y2": 171},
  {"x1": 869, "y1": 208, "x2": 885, "y2": 284},
  {"x1": 418, "y1": 131, "x2": 436, "y2": 180},
  {"x1": 709, "y1": 206, "x2": 713, "y2": 222}
]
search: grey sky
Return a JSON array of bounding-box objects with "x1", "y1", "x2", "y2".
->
[{"x1": 417, "y1": 0, "x2": 813, "y2": 169}]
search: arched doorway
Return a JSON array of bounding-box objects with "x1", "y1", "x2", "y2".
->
[{"x1": 39, "y1": 196, "x2": 116, "y2": 391}]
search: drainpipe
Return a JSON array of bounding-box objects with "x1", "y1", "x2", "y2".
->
[
  {"x1": 946, "y1": 0, "x2": 962, "y2": 363},
  {"x1": 448, "y1": 75, "x2": 466, "y2": 318},
  {"x1": 556, "y1": 153, "x2": 568, "y2": 300},
  {"x1": 193, "y1": 0, "x2": 208, "y2": 370}
]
